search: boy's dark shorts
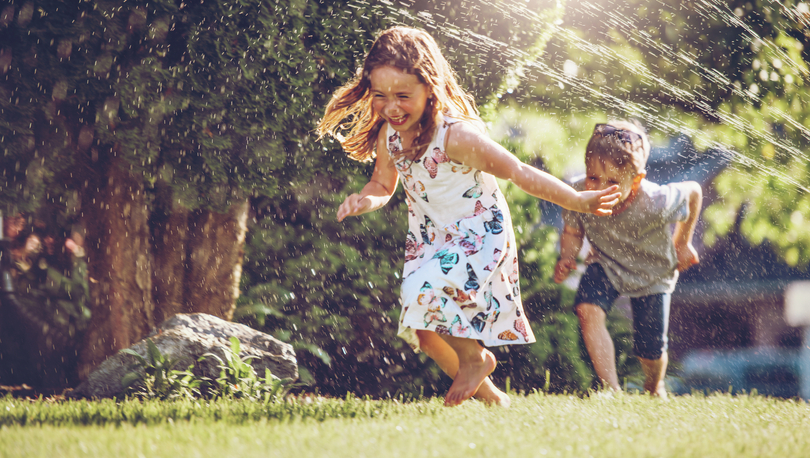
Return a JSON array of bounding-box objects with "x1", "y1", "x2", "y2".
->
[{"x1": 574, "y1": 263, "x2": 670, "y2": 360}]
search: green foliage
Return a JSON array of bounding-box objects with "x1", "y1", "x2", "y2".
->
[
  {"x1": 0, "y1": 0, "x2": 394, "y2": 214},
  {"x1": 501, "y1": 0, "x2": 810, "y2": 267},
  {"x1": 200, "y1": 336, "x2": 296, "y2": 402},
  {"x1": 239, "y1": 185, "x2": 414, "y2": 396},
  {"x1": 120, "y1": 339, "x2": 201, "y2": 401},
  {"x1": 396, "y1": 0, "x2": 564, "y2": 115},
  {"x1": 120, "y1": 337, "x2": 294, "y2": 402}
]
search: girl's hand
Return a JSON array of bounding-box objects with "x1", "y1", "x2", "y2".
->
[
  {"x1": 553, "y1": 257, "x2": 578, "y2": 283},
  {"x1": 337, "y1": 193, "x2": 372, "y2": 222},
  {"x1": 675, "y1": 242, "x2": 699, "y2": 271},
  {"x1": 578, "y1": 186, "x2": 621, "y2": 216}
]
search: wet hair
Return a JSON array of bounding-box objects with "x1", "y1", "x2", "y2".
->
[
  {"x1": 317, "y1": 26, "x2": 482, "y2": 162},
  {"x1": 585, "y1": 120, "x2": 651, "y2": 175}
]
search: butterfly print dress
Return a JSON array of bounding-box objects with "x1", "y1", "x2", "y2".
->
[{"x1": 391, "y1": 117, "x2": 536, "y2": 350}]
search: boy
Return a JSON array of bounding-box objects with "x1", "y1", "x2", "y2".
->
[{"x1": 554, "y1": 121, "x2": 703, "y2": 398}]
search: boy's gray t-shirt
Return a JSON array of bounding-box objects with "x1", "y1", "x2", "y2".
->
[{"x1": 563, "y1": 179, "x2": 690, "y2": 297}]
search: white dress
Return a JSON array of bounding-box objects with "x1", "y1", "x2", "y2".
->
[{"x1": 391, "y1": 116, "x2": 536, "y2": 350}]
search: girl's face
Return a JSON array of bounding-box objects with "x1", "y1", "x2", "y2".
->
[
  {"x1": 369, "y1": 65, "x2": 430, "y2": 137},
  {"x1": 585, "y1": 157, "x2": 640, "y2": 203}
]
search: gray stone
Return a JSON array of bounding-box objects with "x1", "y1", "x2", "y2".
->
[{"x1": 68, "y1": 313, "x2": 297, "y2": 399}]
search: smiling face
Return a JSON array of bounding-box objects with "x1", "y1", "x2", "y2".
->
[
  {"x1": 369, "y1": 65, "x2": 430, "y2": 139},
  {"x1": 585, "y1": 156, "x2": 641, "y2": 204}
]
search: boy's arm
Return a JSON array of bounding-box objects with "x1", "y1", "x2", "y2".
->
[
  {"x1": 444, "y1": 123, "x2": 620, "y2": 216},
  {"x1": 672, "y1": 181, "x2": 703, "y2": 271},
  {"x1": 337, "y1": 128, "x2": 399, "y2": 222},
  {"x1": 554, "y1": 224, "x2": 585, "y2": 283}
]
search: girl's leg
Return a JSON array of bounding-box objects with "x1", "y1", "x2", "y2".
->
[
  {"x1": 436, "y1": 334, "x2": 497, "y2": 406},
  {"x1": 576, "y1": 303, "x2": 621, "y2": 391},
  {"x1": 416, "y1": 330, "x2": 509, "y2": 406}
]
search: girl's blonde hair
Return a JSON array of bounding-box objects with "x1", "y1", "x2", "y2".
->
[
  {"x1": 317, "y1": 26, "x2": 482, "y2": 162},
  {"x1": 585, "y1": 120, "x2": 651, "y2": 175}
]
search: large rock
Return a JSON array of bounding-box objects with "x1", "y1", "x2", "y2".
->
[{"x1": 68, "y1": 313, "x2": 297, "y2": 399}]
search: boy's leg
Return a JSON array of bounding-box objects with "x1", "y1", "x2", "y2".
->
[
  {"x1": 638, "y1": 352, "x2": 668, "y2": 398},
  {"x1": 577, "y1": 303, "x2": 621, "y2": 391},
  {"x1": 574, "y1": 263, "x2": 621, "y2": 392},
  {"x1": 434, "y1": 333, "x2": 496, "y2": 406},
  {"x1": 631, "y1": 293, "x2": 671, "y2": 398},
  {"x1": 416, "y1": 330, "x2": 509, "y2": 406}
]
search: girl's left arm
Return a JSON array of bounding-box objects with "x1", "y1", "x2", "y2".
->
[
  {"x1": 337, "y1": 128, "x2": 399, "y2": 222},
  {"x1": 445, "y1": 123, "x2": 620, "y2": 215}
]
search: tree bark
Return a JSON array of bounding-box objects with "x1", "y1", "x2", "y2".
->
[
  {"x1": 78, "y1": 158, "x2": 154, "y2": 380},
  {"x1": 151, "y1": 190, "x2": 190, "y2": 325},
  {"x1": 77, "y1": 164, "x2": 248, "y2": 380},
  {"x1": 152, "y1": 191, "x2": 249, "y2": 324},
  {"x1": 184, "y1": 201, "x2": 249, "y2": 321}
]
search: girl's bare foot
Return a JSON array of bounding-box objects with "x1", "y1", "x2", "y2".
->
[
  {"x1": 444, "y1": 349, "x2": 496, "y2": 406},
  {"x1": 474, "y1": 378, "x2": 511, "y2": 408}
]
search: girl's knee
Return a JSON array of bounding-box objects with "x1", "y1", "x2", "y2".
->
[{"x1": 416, "y1": 329, "x2": 437, "y2": 352}]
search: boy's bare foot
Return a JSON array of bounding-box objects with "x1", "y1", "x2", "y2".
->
[
  {"x1": 474, "y1": 378, "x2": 511, "y2": 408},
  {"x1": 589, "y1": 388, "x2": 617, "y2": 400},
  {"x1": 645, "y1": 381, "x2": 668, "y2": 400},
  {"x1": 444, "y1": 349, "x2": 496, "y2": 407}
]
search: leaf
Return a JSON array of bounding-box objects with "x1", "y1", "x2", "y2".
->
[
  {"x1": 120, "y1": 348, "x2": 148, "y2": 367},
  {"x1": 120, "y1": 372, "x2": 143, "y2": 389},
  {"x1": 200, "y1": 352, "x2": 223, "y2": 365},
  {"x1": 146, "y1": 339, "x2": 163, "y2": 365},
  {"x1": 229, "y1": 336, "x2": 241, "y2": 356}
]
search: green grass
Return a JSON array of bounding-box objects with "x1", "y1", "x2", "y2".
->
[{"x1": 1, "y1": 392, "x2": 808, "y2": 457}]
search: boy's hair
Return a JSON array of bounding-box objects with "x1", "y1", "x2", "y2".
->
[
  {"x1": 317, "y1": 26, "x2": 481, "y2": 162},
  {"x1": 585, "y1": 120, "x2": 651, "y2": 175}
]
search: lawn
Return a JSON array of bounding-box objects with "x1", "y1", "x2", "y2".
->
[{"x1": 1, "y1": 392, "x2": 808, "y2": 457}]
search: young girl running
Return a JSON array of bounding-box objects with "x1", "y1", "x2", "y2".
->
[{"x1": 317, "y1": 26, "x2": 620, "y2": 407}]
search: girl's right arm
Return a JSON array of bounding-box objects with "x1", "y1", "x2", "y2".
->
[
  {"x1": 337, "y1": 127, "x2": 399, "y2": 222},
  {"x1": 445, "y1": 122, "x2": 620, "y2": 215}
]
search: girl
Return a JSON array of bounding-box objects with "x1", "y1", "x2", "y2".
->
[{"x1": 317, "y1": 26, "x2": 620, "y2": 407}]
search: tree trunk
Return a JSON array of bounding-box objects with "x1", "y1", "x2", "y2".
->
[
  {"x1": 152, "y1": 192, "x2": 249, "y2": 323},
  {"x1": 78, "y1": 158, "x2": 154, "y2": 380},
  {"x1": 151, "y1": 190, "x2": 190, "y2": 325},
  {"x1": 184, "y1": 201, "x2": 249, "y2": 320},
  {"x1": 78, "y1": 165, "x2": 248, "y2": 380}
]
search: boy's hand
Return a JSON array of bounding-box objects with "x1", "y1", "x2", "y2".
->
[
  {"x1": 554, "y1": 257, "x2": 578, "y2": 283},
  {"x1": 337, "y1": 193, "x2": 371, "y2": 222},
  {"x1": 675, "y1": 242, "x2": 699, "y2": 271},
  {"x1": 578, "y1": 186, "x2": 621, "y2": 216}
]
